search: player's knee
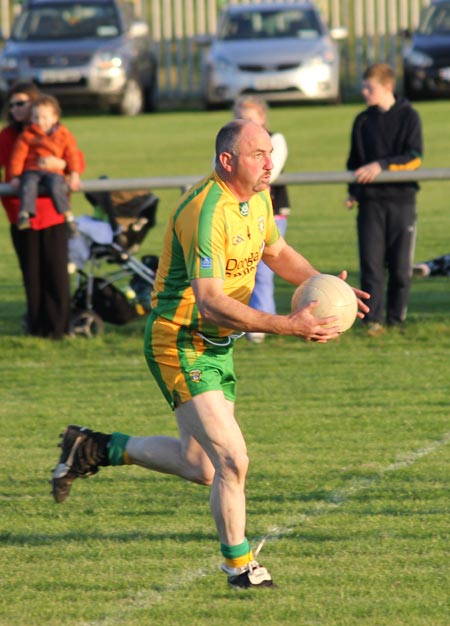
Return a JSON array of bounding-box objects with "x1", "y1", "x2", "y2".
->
[
  {"x1": 222, "y1": 451, "x2": 249, "y2": 483},
  {"x1": 186, "y1": 461, "x2": 215, "y2": 486},
  {"x1": 197, "y1": 469, "x2": 215, "y2": 486}
]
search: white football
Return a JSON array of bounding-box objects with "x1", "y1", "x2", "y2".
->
[{"x1": 291, "y1": 274, "x2": 358, "y2": 333}]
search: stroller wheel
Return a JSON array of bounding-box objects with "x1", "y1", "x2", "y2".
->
[{"x1": 70, "y1": 310, "x2": 105, "y2": 338}]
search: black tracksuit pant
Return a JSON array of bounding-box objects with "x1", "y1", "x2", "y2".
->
[{"x1": 357, "y1": 195, "x2": 416, "y2": 326}]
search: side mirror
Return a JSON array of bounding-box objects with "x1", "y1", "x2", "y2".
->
[
  {"x1": 330, "y1": 26, "x2": 348, "y2": 41},
  {"x1": 399, "y1": 28, "x2": 412, "y2": 39}
]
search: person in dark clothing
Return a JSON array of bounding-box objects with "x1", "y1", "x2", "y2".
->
[
  {"x1": 413, "y1": 254, "x2": 450, "y2": 278},
  {"x1": 345, "y1": 63, "x2": 423, "y2": 335}
]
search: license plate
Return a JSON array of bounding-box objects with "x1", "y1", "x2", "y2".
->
[
  {"x1": 253, "y1": 75, "x2": 286, "y2": 91},
  {"x1": 439, "y1": 67, "x2": 450, "y2": 81},
  {"x1": 39, "y1": 69, "x2": 81, "y2": 84}
]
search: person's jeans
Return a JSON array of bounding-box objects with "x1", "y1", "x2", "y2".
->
[
  {"x1": 20, "y1": 170, "x2": 69, "y2": 217},
  {"x1": 249, "y1": 215, "x2": 288, "y2": 314}
]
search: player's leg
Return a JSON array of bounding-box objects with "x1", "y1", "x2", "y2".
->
[
  {"x1": 124, "y1": 403, "x2": 216, "y2": 485},
  {"x1": 173, "y1": 391, "x2": 273, "y2": 588},
  {"x1": 50, "y1": 395, "x2": 273, "y2": 588},
  {"x1": 126, "y1": 390, "x2": 251, "y2": 546},
  {"x1": 50, "y1": 423, "x2": 214, "y2": 502},
  {"x1": 51, "y1": 314, "x2": 223, "y2": 498},
  {"x1": 175, "y1": 391, "x2": 247, "y2": 546},
  {"x1": 50, "y1": 311, "x2": 273, "y2": 587},
  {"x1": 51, "y1": 392, "x2": 238, "y2": 505}
]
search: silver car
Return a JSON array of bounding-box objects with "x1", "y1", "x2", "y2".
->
[
  {"x1": 201, "y1": 2, "x2": 347, "y2": 107},
  {"x1": 0, "y1": 0, "x2": 158, "y2": 116}
]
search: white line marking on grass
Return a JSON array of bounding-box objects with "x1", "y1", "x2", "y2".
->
[
  {"x1": 81, "y1": 431, "x2": 450, "y2": 626},
  {"x1": 325, "y1": 430, "x2": 450, "y2": 507}
]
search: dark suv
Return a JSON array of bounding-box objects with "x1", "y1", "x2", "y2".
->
[
  {"x1": 0, "y1": 0, "x2": 158, "y2": 115},
  {"x1": 402, "y1": 0, "x2": 450, "y2": 99}
]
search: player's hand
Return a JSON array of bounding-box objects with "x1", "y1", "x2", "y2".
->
[
  {"x1": 288, "y1": 300, "x2": 341, "y2": 343},
  {"x1": 336, "y1": 270, "x2": 370, "y2": 320},
  {"x1": 10, "y1": 177, "x2": 20, "y2": 190},
  {"x1": 353, "y1": 162, "x2": 382, "y2": 183}
]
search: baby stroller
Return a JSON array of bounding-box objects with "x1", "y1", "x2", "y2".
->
[{"x1": 69, "y1": 182, "x2": 159, "y2": 337}]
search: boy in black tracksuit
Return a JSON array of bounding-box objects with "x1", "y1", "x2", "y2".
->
[{"x1": 345, "y1": 63, "x2": 423, "y2": 334}]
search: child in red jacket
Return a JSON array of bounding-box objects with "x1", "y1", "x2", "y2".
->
[{"x1": 10, "y1": 94, "x2": 81, "y2": 235}]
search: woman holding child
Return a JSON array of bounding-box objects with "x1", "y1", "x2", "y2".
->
[{"x1": 0, "y1": 81, "x2": 80, "y2": 339}]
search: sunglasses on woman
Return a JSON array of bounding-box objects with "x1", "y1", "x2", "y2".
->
[{"x1": 9, "y1": 100, "x2": 29, "y2": 108}]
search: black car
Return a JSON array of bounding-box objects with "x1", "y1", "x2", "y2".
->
[
  {"x1": 403, "y1": 0, "x2": 450, "y2": 99},
  {"x1": 0, "y1": 0, "x2": 158, "y2": 115}
]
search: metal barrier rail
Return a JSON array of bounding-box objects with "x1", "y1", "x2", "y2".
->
[{"x1": 1, "y1": 169, "x2": 449, "y2": 196}]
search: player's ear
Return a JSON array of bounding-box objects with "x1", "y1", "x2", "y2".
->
[{"x1": 218, "y1": 151, "x2": 234, "y2": 172}]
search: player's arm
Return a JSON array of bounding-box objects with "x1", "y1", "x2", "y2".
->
[
  {"x1": 191, "y1": 276, "x2": 340, "y2": 342},
  {"x1": 262, "y1": 236, "x2": 318, "y2": 285}
]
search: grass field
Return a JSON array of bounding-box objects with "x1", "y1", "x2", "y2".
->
[{"x1": 1, "y1": 103, "x2": 450, "y2": 626}]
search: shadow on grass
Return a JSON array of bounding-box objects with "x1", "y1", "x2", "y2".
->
[
  {"x1": 0, "y1": 302, "x2": 25, "y2": 336},
  {"x1": 0, "y1": 528, "x2": 217, "y2": 546}
]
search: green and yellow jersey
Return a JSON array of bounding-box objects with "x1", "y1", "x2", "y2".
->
[{"x1": 152, "y1": 170, "x2": 280, "y2": 337}]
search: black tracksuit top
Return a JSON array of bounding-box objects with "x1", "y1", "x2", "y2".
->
[{"x1": 346, "y1": 96, "x2": 423, "y2": 202}]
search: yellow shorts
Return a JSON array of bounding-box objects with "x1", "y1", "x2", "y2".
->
[{"x1": 144, "y1": 312, "x2": 237, "y2": 409}]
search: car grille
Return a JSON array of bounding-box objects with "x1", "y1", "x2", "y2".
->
[
  {"x1": 28, "y1": 54, "x2": 91, "y2": 68},
  {"x1": 34, "y1": 77, "x2": 88, "y2": 88},
  {"x1": 242, "y1": 86, "x2": 301, "y2": 95},
  {"x1": 238, "y1": 63, "x2": 300, "y2": 72}
]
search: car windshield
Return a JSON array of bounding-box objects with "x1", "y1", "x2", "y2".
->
[
  {"x1": 418, "y1": 5, "x2": 450, "y2": 35},
  {"x1": 11, "y1": 2, "x2": 122, "y2": 41},
  {"x1": 219, "y1": 8, "x2": 323, "y2": 41}
]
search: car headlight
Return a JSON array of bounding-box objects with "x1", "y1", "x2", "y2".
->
[
  {"x1": 404, "y1": 49, "x2": 433, "y2": 68},
  {"x1": 210, "y1": 55, "x2": 234, "y2": 72},
  {"x1": 0, "y1": 56, "x2": 19, "y2": 71},
  {"x1": 93, "y1": 52, "x2": 123, "y2": 71},
  {"x1": 308, "y1": 50, "x2": 335, "y2": 66}
]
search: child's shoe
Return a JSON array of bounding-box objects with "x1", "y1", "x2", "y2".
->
[
  {"x1": 17, "y1": 212, "x2": 31, "y2": 230},
  {"x1": 65, "y1": 212, "x2": 79, "y2": 237}
]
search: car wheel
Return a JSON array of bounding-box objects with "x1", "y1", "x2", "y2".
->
[
  {"x1": 114, "y1": 78, "x2": 144, "y2": 116},
  {"x1": 144, "y1": 72, "x2": 159, "y2": 112}
]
